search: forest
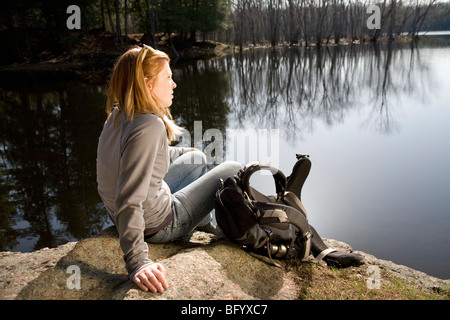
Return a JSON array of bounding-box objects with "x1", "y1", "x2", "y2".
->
[{"x1": 0, "y1": 0, "x2": 449, "y2": 64}]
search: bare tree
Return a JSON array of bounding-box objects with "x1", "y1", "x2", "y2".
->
[
  {"x1": 287, "y1": 0, "x2": 301, "y2": 45},
  {"x1": 267, "y1": 0, "x2": 282, "y2": 47},
  {"x1": 214, "y1": 0, "x2": 437, "y2": 48},
  {"x1": 231, "y1": 0, "x2": 245, "y2": 51},
  {"x1": 409, "y1": 0, "x2": 436, "y2": 39}
]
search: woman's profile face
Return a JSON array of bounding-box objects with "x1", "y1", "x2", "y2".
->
[{"x1": 150, "y1": 60, "x2": 177, "y2": 108}]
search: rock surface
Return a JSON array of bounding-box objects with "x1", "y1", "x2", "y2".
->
[{"x1": 0, "y1": 227, "x2": 448, "y2": 300}]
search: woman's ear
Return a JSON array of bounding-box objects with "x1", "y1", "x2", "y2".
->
[{"x1": 144, "y1": 78, "x2": 153, "y2": 91}]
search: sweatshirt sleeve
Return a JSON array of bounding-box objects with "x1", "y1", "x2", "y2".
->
[
  {"x1": 115, "y1": 117, "x2": 166, "y2": 278},
  {"x1": 168, "y1": 146, "x2": 193, "y2": 162}
]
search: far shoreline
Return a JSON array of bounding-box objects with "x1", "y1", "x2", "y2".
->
[{"x1": 1, "y1": 31, "x2": 445, "y2": 84}]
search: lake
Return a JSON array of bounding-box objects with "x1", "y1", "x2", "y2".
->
[{"x1": 1, "y1": 38, "x2": 449, "y2": 280}]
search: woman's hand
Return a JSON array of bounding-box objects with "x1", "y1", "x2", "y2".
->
[{"x1": 133, "y1": 263, "x2": 168, "y2": 293}]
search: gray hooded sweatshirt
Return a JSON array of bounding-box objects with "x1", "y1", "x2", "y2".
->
[{"x1": 96, "y1": 107, "x2": 188, "y2": 278}]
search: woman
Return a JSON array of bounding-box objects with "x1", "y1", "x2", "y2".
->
[{"x1": 96, "y1": 45, "x2": 241, "y2": 293}]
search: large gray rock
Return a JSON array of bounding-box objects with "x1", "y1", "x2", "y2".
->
[
  {"x1": 6, "y1": 227, "x2": 300, "y2": 300},
  {"x1": 0, "y1": 226, "x2": 448, "y2": 300},
  {"x1": 0, "y1": 241, "x2": 76, "y2": 300}
]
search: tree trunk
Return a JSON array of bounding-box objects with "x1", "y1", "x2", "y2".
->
[
  {"x1": 106, "y1": 0, "x2": 115, "y2": 34},
  {"x1": 114, "y1": 0, "x2": 123, "y2": 45}
]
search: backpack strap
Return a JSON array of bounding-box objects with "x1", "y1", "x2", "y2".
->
[
  {"x1": 253, "y1": 235, "x2": 282, "y2": 268},
  {"x1": 238, "y1": 162, "x2": 287, "y2": 201},
  {"x1": 283, "y1": 191, "x2": 308, "y2": 218},
  {"x1": 313, "y1": 248, "x2": 337, "y2": 263}
]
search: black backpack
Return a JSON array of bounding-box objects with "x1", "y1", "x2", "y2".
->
[{"x1": 215, "y1": 156, "x2": 312, "y2": 266}]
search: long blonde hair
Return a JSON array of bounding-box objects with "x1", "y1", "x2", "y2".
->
[{"x1": 106, "y1": 45, "x2": 182, "y2": 141}]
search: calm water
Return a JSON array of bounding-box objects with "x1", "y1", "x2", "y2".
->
[{"x1": 1, "y1": 40, "x2": 449, "y2": 279}]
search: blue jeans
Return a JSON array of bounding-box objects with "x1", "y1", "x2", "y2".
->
[{"x1": 146, "y1": 151, "x2": 241, "y2": 243}]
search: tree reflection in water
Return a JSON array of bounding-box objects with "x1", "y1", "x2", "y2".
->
[
  {"x1": 0, "y1": 75, "x2": 109, "y2": 251},
  {"x1": 220, "y1": 41, "x2": 431, "y2": 141}
]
